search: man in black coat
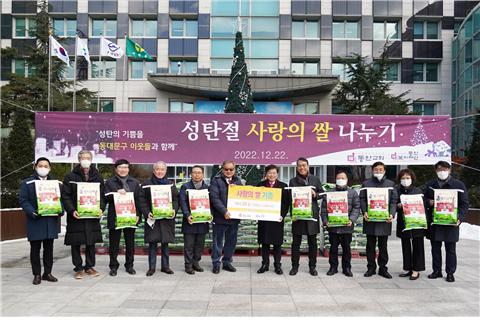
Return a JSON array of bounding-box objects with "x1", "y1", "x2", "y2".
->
[
  {"x1": 62, "y1": 150, "x2": 106, "y2": 279},
  {"x1": 360, "y1": 161, "x2": 395, "y2": 279},
  {"x1": 140, "y1": 161, "x2": 179, "y2": 276},
  {"x1": 104, "y1": 159, "x2": 143, "y2": 276},
  {"x1": 209, "y1": 160, "x2": 243, "y2": 274},
  {"x1": 19, "y1": 157, "x2": 62, "y2": 285},
  {"x1": 179, "y1": 165, "x2": 210, "y2": 274},
  {"x1": 256, "y1": 164, "x2": 290, "y2": 275},
  {"x1": 424, "y1": 161, "x2": 469, "y2": 282},
  {"x1": 321, "y1": 170, "x2": 360, "y2": 277},
  {"x1": 288, "y1": 157, "x2": 325, "y2": 276}
]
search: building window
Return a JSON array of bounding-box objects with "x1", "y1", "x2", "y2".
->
[
  {"x1": 373, "y1": 21, "x2": 399, "y2": 40},
  {"x1": 92, "y1": 99, "x2": 115, "y2": 112},
  {"x1": 413, "y1": 62, "x2": 439, "y2": 82},
  {"x1": 211, "y1": 39, "x2": 278, "y2": 58},
  {"x1": 386, "y1": 62, "x2": 400, "y2": 81},
  {"x1": 171, "y1": 19, "x2": 198, "y2": 38},
  {"x1": 211, "y1": 39, "x2": 278, "y2": 73},
  {"x1": 132, "y1": 99, "x2": 157, "y2": 112},
  {"x1": 211, "y1": 0, "x2": 279, "y2": 17},
  {"x1": 14, "y1": 17, "x2": 36, "y2": 38},
  {"x1": 53, "y1": 18, "x2": 76, "y2": 37},
  {"x1": 413, "y1": 21, "x2": 439, "y2": 40},
  {"x1": 131, "y1": 19, "x2": 157, "y2": 37},
  {"x1": 412, "y1": 102, "x2": 436, "y2": 115},
  {"x1": 210, "y1": 58, "x2": 232, "y2": 73},
  {"x1": 91, "y1": 60, "x2": 116, "y2": 79},
  {"x1": 169, "y1": 101, "x2": 194, "y2": 113},
  {"x1": 63, "y1": 63, "x2": 75, "y2": 80},
  {"x1": 130, "y1": 60, "x2": 157, "y2": 79},
  {"x1": 374, "y1": 61, "x2": 400, "y2": 81},
  {"x1": 292, "y1": 20, "x2": 319, "y2": 39},
  {"x1": 293, "y1": 103, "x2": 319, "y2": 114},
  {"x1": 291, "y1": 61, "x2": 319, "y2": 75},
  {"x1": 332, "y1": 62, "x2": 351, "y2": 81},
  {"x1": 332, "y1": 21, "x2": 360, "y2": 39},
  {"x1": 211, "y1": 17, "x2": 278, "y2": 39},
  {"x1": 91, "y1": 18, "x2": 117, "y2": 37},
  {"x1": 13, "y1": 59, "x2": 36, "y2": 77},
  {"x1": 169, "y1": 60, "x2": 198, "y2": 74}
]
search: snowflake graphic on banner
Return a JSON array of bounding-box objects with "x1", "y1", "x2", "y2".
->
[{"x1": 410, "y1": 119, "x2": 430, "y2": 145}]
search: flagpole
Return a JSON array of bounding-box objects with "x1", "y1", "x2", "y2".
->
[
  {"x1": 122, "y1": 33, "x2": 127, "y2": 111},
  {"x1": 97, "y1": 35, "x2": 102, "y2": 112},
  {"x1": 47, "y1": 34, "x2": 52, "y2": 112},
  {"x1": 73, "y1": 34, "x2": 78, "y2": 112}
]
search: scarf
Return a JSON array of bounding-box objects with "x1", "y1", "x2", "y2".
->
[
  {"x1": 151, "y1": 174, "x2": 170, "y2": 185},
  {"x1": 117, "y1": 175, "x2": 130, "y2": 192},
  {"x1": 193, "y1": 180, "x2": 203, "y2": 189}
]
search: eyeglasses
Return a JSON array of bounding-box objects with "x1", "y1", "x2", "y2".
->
[{"x1": 223, "y1": 168, "x2": 235, "y2": 171}]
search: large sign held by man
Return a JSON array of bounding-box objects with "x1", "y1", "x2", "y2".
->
[
  {"x1": 227, "y1": 185, "x2": 282, "y2": 222},
  {"x1": 35, "y1": 112, "x2": 450, "y2": 165}
]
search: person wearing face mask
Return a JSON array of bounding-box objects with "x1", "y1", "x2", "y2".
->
[
  {"x1": 288, "y1": 157, "x2": 325, "y2": 276},
  {"x1": 256, "y1": 165, "x2": 290, "y2": 275},
  {"x1": 140, "y1": 161, "x2": 179, "y2": 276},
  {"x1": 321, "y1": 170, "x2": 360, "y2": 277},
  {"x1": 61, "y1": 150, "x2": 106, "y2": 279},
  {"x1": 424, "y1": 161, "x2": 469, "y2": 283},
  {"x1": 179, "y1": 165, "x2": 209, "y2": 275},
  {"x1": 19, "y1": 157, "x2": 62, "y2": 285},
  {"x1": 105, "y1": 159, "x2": 143, "y2": 276},
  {"x1": 359, "y1": 161, "x2": 395, "y2": 279},
  {"x1": 390, "y1": 169, "x2": 426, "y2": 280}
]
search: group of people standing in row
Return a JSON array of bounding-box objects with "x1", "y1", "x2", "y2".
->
[{"x1": 19, "y1": 151, "x2": 468, "y2": 286}]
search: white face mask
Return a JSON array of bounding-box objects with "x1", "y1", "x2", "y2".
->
[
  {"x1": 373, "y1": 173, "x2": 384, "y2": 181},
  {"x1": 336, "y1": 179, "x2": 348, "y2": 187},
  {"x1": 437, "y1": 171, "x2": 449, "y2": 180},
  {"x1": 36, "y1": 167, "x2": 50, "y2": 177},
  {"x1": 80, "y1": 159, "x2": 91, "y2": 169},
  {"x1": 400, "y1": 179, "x2": 412, "y2": 187}
]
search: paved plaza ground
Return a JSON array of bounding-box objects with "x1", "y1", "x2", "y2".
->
[{"x1": 1, "y1": 232, "x2": 479, "y2": 317}]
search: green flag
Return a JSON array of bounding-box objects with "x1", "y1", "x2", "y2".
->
[{"x1": 126, "y1": 37, "x2": 154, "y2": 60}]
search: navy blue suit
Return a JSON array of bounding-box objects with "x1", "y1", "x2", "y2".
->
[
  {"x1": 209, "y1": 174, "x2": 242, "y2": 267},
  {"x1": 19, "y1": 174, "x2": 62, "y2": 276}
]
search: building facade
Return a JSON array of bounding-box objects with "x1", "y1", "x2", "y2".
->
[
  {"x1": 452, "y1": 2, "x2": 480, "y2": 156},
  {"x1": 1, "y1": 0, "x2": 479, "y2": 175}
]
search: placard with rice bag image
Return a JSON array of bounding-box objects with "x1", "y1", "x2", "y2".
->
[
  {"x1": 326, "y1": 191, "x2": 349, "y2": 226},
  {"x1": 76, "y1": 182, "x2": 102, "y2": 218},
  {"x1": 288, "y1": 186, "x2": 315, "y2": 221},
  {"x1": 187, "y1": 189, "x2": 213, "y2": 223},
  {"x1": 433, "y1": 189, "x2": 461, "y2": 226},
  {"x1": 145, "y1": 185, "x2": 175, "y2": 219},
  {"x1": 33, "y1": 180, "x2": 63, "y2": 216},
  {"x1": 113, "y1": 192, "x2": 137, "y2": 229},
  {"x1": 400, "y1": 194, "x2": 427, "y2": 231},
  {"x1": 366, "y1": 188, "x2": 391, "y2": 222}
]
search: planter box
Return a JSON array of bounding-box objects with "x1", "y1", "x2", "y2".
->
[{"x1": 1, "y1": 208, "x2": 27, "y2": 241}]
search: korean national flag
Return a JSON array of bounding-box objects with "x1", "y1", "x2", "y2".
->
[{"x1": 49, "y1": 35, "x2": 70, "y2": 66}]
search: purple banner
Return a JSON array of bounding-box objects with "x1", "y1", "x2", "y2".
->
[{"x1": 35, "y1": 112, "x2": 451, "y2": 165}]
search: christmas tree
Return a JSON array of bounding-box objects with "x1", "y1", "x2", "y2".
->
[
  {"x1": 410, "y1": 118, "x2": 430, "y2": 145},
  {"x1": 224, "y1": 31, "x2": 254, "y2": 113}
]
